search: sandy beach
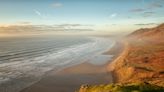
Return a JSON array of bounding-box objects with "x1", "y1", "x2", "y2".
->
[{"x1": 20, "y1": 41, "x2": 123, "y2": 92}]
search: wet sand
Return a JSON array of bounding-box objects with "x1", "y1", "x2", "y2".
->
[{"x1": 20, "y1": 41, "x2": 123, "y2": 92}]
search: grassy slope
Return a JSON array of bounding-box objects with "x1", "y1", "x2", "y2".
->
[
  {"x1": 77, "y1": 39, "x2": 164, "y2": 92},
  {"x1": 78, "y1": 82, "x2": 164, "y2": 92},
  {"x1": 77, "y1": 24, "x2": 164, "y2": 92},
  {"x1": 113, "y1": 38, "x2": 164, "y2": 86}
]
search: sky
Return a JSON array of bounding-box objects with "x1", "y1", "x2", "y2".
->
[{"x1": 0, "y1": 0, "x2": 164, "y2": 35}]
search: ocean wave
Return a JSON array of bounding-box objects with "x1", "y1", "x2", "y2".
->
[{"x1": 0, "y1": 37, "x2": 114, "y2": 92}]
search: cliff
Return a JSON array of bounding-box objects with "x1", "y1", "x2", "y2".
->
[
  {"x1": 77, "y1": 24, "x2": 164, "y2": 92},
  {"x1": 112, "y1": 23, "x2": 164, "y2": 86}
]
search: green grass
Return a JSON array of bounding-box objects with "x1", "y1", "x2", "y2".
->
[{"x1": 78, "y1": 82, "x2": 164, "y2": 92}]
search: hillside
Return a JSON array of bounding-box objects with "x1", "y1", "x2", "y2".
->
[
  {"x1": 112, "y1": 24, "x2": 164, "y2": 85},
  {"x1": 129, "y1": 23, "x2": 164, "y2": 41},
  {"x1": 78, "y1": 82, "x2": 164, "y2": 92},
  {"x1": 77, "y1": 24, "x2": 164, "y2": 92}
]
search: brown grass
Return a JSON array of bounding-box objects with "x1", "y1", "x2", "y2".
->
[{"x1": 112, "y1": 38, "x2": 164, "y2": 87}]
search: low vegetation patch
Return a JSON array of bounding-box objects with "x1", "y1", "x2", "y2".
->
[{"x1": 78, "y1": 82, "x2": 164, "y2": 92}]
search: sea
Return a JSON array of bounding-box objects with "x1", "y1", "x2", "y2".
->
[{"x1": 0, "y1": 35, "x2": 115, "y2": 92}]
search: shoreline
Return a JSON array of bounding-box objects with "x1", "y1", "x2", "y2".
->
[
  {"x1": 20, "y1": 41, "x2": 124, "y2": 92},
  {"x1": 107, "y1": 41, "x2": 128, "y2": 83}
]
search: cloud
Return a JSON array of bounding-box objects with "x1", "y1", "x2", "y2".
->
[
  {"x1": 129, "y1": 9, "x2": 155, "y2": 17},
  {"x1": 52, "y1": 24, "x2": 94, "y2": 31},
  {"x1": 52, "y1": 2, "x2": 62, "y2": 8},
  {"x1": 130, "y1": 8, "x2": 145, "y2": 12},
  {"x1": 142, "y1": 11, "x2": 155, "y2": 17},
  {"x1": 129, "y1": 0, "x2": 163, "y2": 14},
  {"x1": 17, "y1": 21, "x2": 32, "y2": 25},
  {"x1": 134, "y1": 23, "x2": 157, "y2": 26},
  {"x1": 33, "y1": 9, "x2": 41, "y2": 16},
  {"x1": 55, "y1": 24, "x2": 93, "y2": 27},
  {"x1": 61, "y1": 29, "x2": 94, "y2": 32},
  {"x1": 0, "y1": 24, "x2": 94, "y2": 33},
  {"x1": 111, "y1": 24, "x2": 117, "y2": 26},
  {"x1": 129, "y1": 3, "x2": 161, "y2": 17},
  {"x1": 110, "y1": 13, "x2": 117, "y2": 18},
  {"x1": 143, "y1": 11, "x2": 154, "y2": 14},
  {"x1": 148, "y1": 2, "x2": 163, "y2": 9},
  {"x1": 56, "y1": 24, "x2": 82, "y2": 27},
  {"x1": 33, "y1": 9, "x2": 50, "y2": 19},
  {"x1": 129, "y1": 1, "x2": 163, "y2": 18}
]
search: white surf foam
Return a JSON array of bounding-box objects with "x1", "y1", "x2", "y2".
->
[{"x1": 0, "y1": 37, "x2": 115, "y2": 92}]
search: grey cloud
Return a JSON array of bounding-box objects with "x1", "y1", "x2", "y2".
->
[
  {"x1": 111, "y1": 24, "x2": 117, "y2": 26},
  {"x1": 142, "y1": 11, "x2": 155, "y2": 17},
  {"x1": 134, "y1": 23, "x2": 157, "y2": 26},
  {"x1": 130, "y1": 8, "x2": 145, "y2": 13},
  {"x1": 143, "y1": 11, "x2": 155, "y2": 14},
  {"x1": 129, "y1": 0, "x2": 163, "y2": 14},
  {"x1": 148, "y1": 2, "x2": 163, "y2": 9}
]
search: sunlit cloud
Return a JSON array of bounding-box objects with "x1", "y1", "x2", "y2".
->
[
  {"x1": 55, "y1": 24, "x2": 94, "y2": 27},
  {"x1": 110, "y1": 13, "x2": 117, "y2": 18},
  {"x1": 0, "y1": 0, "x2": 163, "y2": 34},
  {"x1": 17, "y1": 21, "x2": 32, "y2": 25},
  {"x1": 0, "y1": 24, "x2": 95, "y2": 34}
]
